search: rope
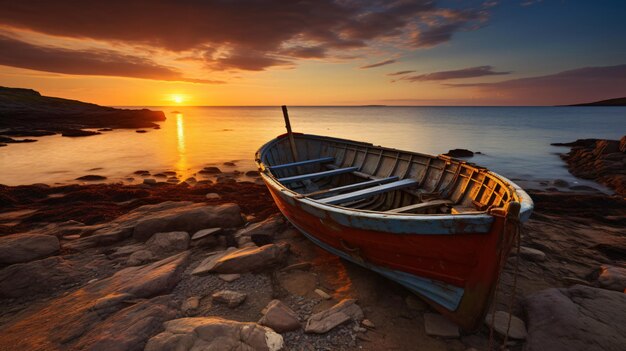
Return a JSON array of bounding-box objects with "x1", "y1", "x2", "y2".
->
[{"x1": 488, "y1": 211, "x2": 523, "y2": 350}]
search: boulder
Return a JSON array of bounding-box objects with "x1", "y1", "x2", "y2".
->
[
  {"x1": 424, "y1": 313, "x2": 460, "y2": 338},
  {"x1": 0, "y1": 233, "x2": 60, "y2": 264},
  {"x1": 484, "y1": 311, "x2": 526, "y2": 340},
  {"x1": 191, "y1": 243, "x2": 289, "y2": 275},
  {"x1": 0, "y1": 252, "x2": 190, "y2": 349},
  {"x1": 199, "y1": 166, "x2": 222, "y2": 174},
  {"x1": 127, "y1": 249, "x2": 155, "y2": 266},
  {"x1": 444, "y1": 149, "x2": 474, "y2": 158},
  {"x1": 144, "y1": 317, "x2": 283, "y2": 351},
  {"x1": 259, "y1": 300, "x2": 301, "y2": 332},
  {"x1": 596, "y1": 265, "x2": 626, "y2": 291},
  {"x1": 72, "y1": 295, "x2": 178, "y2": 351},
  {"x1": 305, "y1": 299, "x2": 363, "y2": 334},
  {"x1": 523, "y1": 285, "x2": 626, "y2": 351},
  {"x1": 143, "y1": 178, "x2": 157, "y2": 185},
  {"x1": 234, "y1": 214, "x2": 286, "y2": 246},
  {"x1": 212, "y1": 290, "x2": 247, "y2": 308},
  {"x1": 146, "y1": 231, "x2": 190, "y2": 256}
]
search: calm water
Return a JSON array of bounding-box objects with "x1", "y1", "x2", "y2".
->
[{"x1": 1, "y1": 106, "x2": 624, "y2": 191}]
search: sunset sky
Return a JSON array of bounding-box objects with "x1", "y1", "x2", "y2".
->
[{"x1": 0, "y1": 1, "x2": 625, "y2": 106}]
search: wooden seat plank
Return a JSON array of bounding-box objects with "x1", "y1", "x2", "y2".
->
[
  {"x1": 303, "y1": 176, "x2": 400, "y2": 199},
  {"x1": 318, "y1": 179, "x2": 417, "y2": 205},
  {"x1": 278, "y1": 166, "x2": 358, "y2": 184},
  {"x1": 270, "y1": 157, "x2": 335, "y2": 171},
  {"x1": 387, "y1": 199, "x2": 454, "y2": 213}
]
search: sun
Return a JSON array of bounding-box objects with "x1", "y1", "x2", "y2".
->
[{"x1": 171, "y1": 94, "x2": 185, "y2": 104}]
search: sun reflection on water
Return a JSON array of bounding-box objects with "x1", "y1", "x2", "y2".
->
[{"x1": 175, "y1": 113, "x2": 189, "y2": 177}]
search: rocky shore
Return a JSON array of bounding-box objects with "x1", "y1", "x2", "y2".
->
[
  {"x1": 0, "y1": 175, "x2": 624, "y2": 350},
  {"x1": 553, "y1": 135, "x2": 626, "y2": 196},
  {"x1": 0, "y1": 87, "x2": 165, "y2": 146}
]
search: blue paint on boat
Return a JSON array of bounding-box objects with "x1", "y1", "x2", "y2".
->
[{"x1": 288, "y1": 220, "x2": 465, "y2": 311}]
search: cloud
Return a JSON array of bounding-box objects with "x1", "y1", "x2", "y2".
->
[
  {"x1": 360, "y1": 59, "x2": 396, "y2": 69},
  {"x1": 400, "y1": 65, "x2": 509, "y2": 82},
  {"x1": 0, "y1": 35, "x2": 222, "y2": 83},
  {"x1": 0, "y1": 0, "x2": 492, "y2": 74},
  {"x1": 448, "y1": 64, "x2": 626, "y2": 105},
  {"x1": 387, "y1": 70, "x2": 416, "y2": 76}
]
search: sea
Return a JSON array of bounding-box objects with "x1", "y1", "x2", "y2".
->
[{"x1": 1, "y1": 106, "x2": 624, "y2": 192}]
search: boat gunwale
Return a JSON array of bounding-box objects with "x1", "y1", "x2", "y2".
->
[{"x1": 255, "y1": 133, "x2": 534, "y2": 222}]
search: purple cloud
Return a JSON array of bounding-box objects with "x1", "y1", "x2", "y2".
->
[{"x1": 400, "y1": 65, "x2": 510, "y2": 82}]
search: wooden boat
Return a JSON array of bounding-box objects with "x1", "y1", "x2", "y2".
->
[{"x1": 255, "y1": 121, "x2": 533, "y2": 331}]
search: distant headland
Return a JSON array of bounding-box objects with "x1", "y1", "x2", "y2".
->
[
  {"x1": 0, "y1": 86, "x2": 165, "y2": 146},
  {"x1": 568, "y1": 97, "x2": 626, "y2": 106}
]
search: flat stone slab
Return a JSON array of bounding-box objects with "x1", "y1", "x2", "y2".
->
[
  {"x1": 305, "y1": 299, "x2": 363, "y2": 334},
  {"x1": 423, "y1": 313, "x2": 460, "y2": 338},
  {"x1": 259, "y1": 299, "x2": 301, "y2": 332},
  {"x1": 191, "y1": 227, "x2": 222, "y2": 240}
]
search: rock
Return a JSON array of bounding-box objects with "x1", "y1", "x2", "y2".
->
[
  {"x1": 212, "y1": 290, "x2": 247, "y2": 308},
  {"x1": 144, "y1": 317, "x2": 283, "y2": 351},
  {"x1": 182, "y1": 296, "x2": 200, "y2": 313},
  {"x1": 205, "y1": 192, "x2": 221, "y2": 199},
  {"x1": 75, "y1": 174, "x2": 107, "y2": 181},
  {"x1": 552, "y1": 179, "x2": 570, "y2": 187},
  {"x1": 192, "y1": 243, "x2": 289, "y2": 275},
  {"x1": 72, "y1": 295, "x2": 177, "y2": 351},
  {"x1": 136, "y1": 129, "x2": 147, "y2": 133},
  {"x1": 134, "y1": 170, "x2": 150, "y2": 175},
  {"x1": 246, "y1": 170, "x2": 260, "y2": 177},
  {"x1": 0, "y1": 252, "x2": 190, "y2": 349},
  {"x1": 219, "y1": 273, "x2": 241, "y2": 282},
  {"x1": 259, "y1": 300, "x2": 301, "y2": 332},
  {"x1": 305, "y1": 299, "x2": 364, "y2": 334},
  {"x1": 0, "y1": 233, "x2": 60, "y2": 264},
  {"x1": 444, "y1": 149, "x2": 474, "y2": 158},
  {"x1": 424, "y1": 313, "x2": 460, "y2": 338},
  {"x1": 216, "y1": 175, "x2": 236, "y2": 184},
  {"x1": 127, "y1": 249, "x2": 155, "y2": 266},
  {"x1": 61, "y1": 129, "x2": 101, "y2": 137},
  {"x1": 184, "y1": 177, "x2": 196, "y2": 184},
  {"x1": 234, "y1": 214, "x2": 286, "y2": 247},
  {"x1": 191, "y1": 227, "x2": 221, "y2": 240},
  {"x1": 132, "y1": 202, "x2": 243, "y2": 241},
  {"x1": 484, "y1": 311, "x2": 527, "y2": 340},
  {"x1": 97, "y1": 128, "x2": 113, "y2": 131},
  {"x1": 0, "y1": 256, "x2": 88, "y2": 297},
  {"x1": 153, "y1": 173, "x2": 167, "y2": 178},
  {"x1": 523, "y1": 285, "x2": 626, "y2": 351},
  {"x1": 596, "y1": 265, "x2": 626, "y2": 291},
  {"x1": 362, "y1": 319, "x2": 375, "y2": 328},
  {"x1": 516, "y1": 246, "x2": 547, "y2": 262},
  {"x1": 143, "y1": 178, "x2": 157, "y2": 185},
  {"x1": 146, "y1": 231, "x2": 190, "y2": 256},
  {"x1": 315, "y1": 288, "x2": 332, "y2": 300},
  {"x1": 405, "y1": 294, "x2": 427, "y2": 311},
  {"x1": 199, "y1": 166, "x2": 222, "y2": 174},
  {"x1": 281, "y1": 262, "x2": 313, "y2": 272},
  {"x1": 223, "y1": 161, "x2": 236, "y2": 166}
]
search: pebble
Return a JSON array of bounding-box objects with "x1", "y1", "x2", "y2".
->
[
  {"x1": 218, "y1": 274, "x2": 241, "y2": 282},
  {"x1": 212, "y1": 290, "x2": 247, "y2": 308},
  {"x1": 361, "y1": 319, "x2": 375, "y2": 328},
  {"x1": 423, "y1": 313, "x2": 460, "y2": 338},
  {"x1": 181, "y1": 296, "x2": 200, "y2": 313}
]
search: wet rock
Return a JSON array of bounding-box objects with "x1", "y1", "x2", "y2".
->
[
  {"x1": 191, "y1": 227, "x2": 221, "y2": 240},
  {"x1": 259, "y1": 299, "x2": 301, "y2": 332},
  {"x1": 216, "y1": 175, "x2": 236, "y2": 184},
  {"x1": 0, "y1": 252, "x2": 190, "y2": 349},
  {"x1": 305, "y1": 299, "x2": 364, "y2": 334},
  {"x1": 72, "y1": 295, "x2": 177, "y2": 351},
  {"x1": 444, "y1": 149, "x2": 474, "y2": 158},
  {"x1": 424, "y1": 313, "x2": 460, "y2": 338},
  {"x1": 523, "y1": 285, "x2": 626, "y2": 351},
  {"x1": 146, "y1": 231, "x2": 190, "y2": 256},
  {"x1": 596, "y1": 265, "x2": 626, "y2": 291},
  {"x1": 75, "y1": 174, "x2": 107, "y2": 181},
  {"x1": 0, "y1": 233, "x2": 60, "y2": 264},
  {"x1": 153, "y1": 173, "x2": 167, "y2": 178},
  {"x1": 484, "y1": 311, "x2": 527, "y2": 340},
  {"x1": 246, "y1": 170, "x2": 260, "y2": 177},
  {"x1": 61, "y1": 129, "x2": 101, "y2": 137},
  {"x1": 97, "y1": 128, "x2": 113, "y2": 132},
  {"x1": 144, "y1": 317, "x2": 283, "y2": 351},
  {"x1": 199, "y1": 166, "x2": 222, "y2": 174},
  {"x1": 184, "y1": 177, "x2": 196, "y2": 184},
  {"x1": 205, "y1": 192, "x2": 221, "y2": 200},
  {"x1": 192, "y1": 243, "x2": 289, "y2": 275},
  {"x1": 127, "y1": 249, "x2": 155, "y2": 266},
  {"x1": 223, "y1": 161, "x2": 236, "y2": 166},
  {"x1": 552, "y1": 179, "x2": 570, "y2": 187},
  {"x1": 143, "y1": 178, "x2": 157, "y2": 185},
  {"x1": 516, "y1": 246, "x2": 547, "y2": 262},
  {"x1": 134, "y1": 170, "x2": 150, "y2": 175},
  {"x1": 136, "y1": 129, "x2": 147, "y2": 133},
  {"x1": 219, "y1": 273, "x2": 241, "y2": 282},
  {"x1": 212, "y1": 290, "x2": 247, "y2": 308}
]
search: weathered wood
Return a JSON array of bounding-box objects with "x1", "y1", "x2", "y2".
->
[
  {"x1": 270, "y1": 157, "x2": 335, "y2": 171},
  {"x1": 319, "y1": 179, "x2": 418, "y2": 205},
  {"x1": 278, "y1": 167, "x2": 358, "y2": 184},
  {"x1": 303, "y1": 176, "x2": 400, "y2": 199},
  {"x1": 387, "y1": 199, "x2": 453, "y2": 213},
  {"x1": 282, "y1": 105, "x2": 299, "y2": 163}
]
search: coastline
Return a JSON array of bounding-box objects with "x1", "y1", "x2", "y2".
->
[{"x1": 0, "y1": 148, "x2": 624, "y2": 350}]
